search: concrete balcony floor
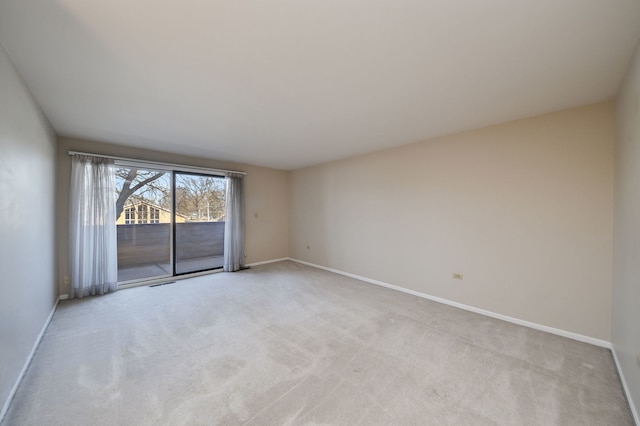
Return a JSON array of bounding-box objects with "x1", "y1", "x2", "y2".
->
[{"x1": 118, "y1": 255, "x2": 224, "y2": 283}]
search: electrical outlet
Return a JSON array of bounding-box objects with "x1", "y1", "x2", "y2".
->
[
  {"x1": 64, "y1": 275, "x2": 70, "y2": 285},
  {"x1": 452, "y1": 273, "x2": 463, "y2": 280}
]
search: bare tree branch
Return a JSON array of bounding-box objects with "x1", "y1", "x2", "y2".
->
[
  {"x1": 115, "y1": 168, "x2": 165, "y2": 219},
  {"x1": 114, "y1": 168, "x2": 224, "y2": 223}
]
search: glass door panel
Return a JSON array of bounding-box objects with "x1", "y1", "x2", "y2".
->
[
  {"x1": 174, "y1": 172, "x2": 226, "y2": 275},
  {"x1": 115, "y1": 167, "x2": 172, "y2": 282}
]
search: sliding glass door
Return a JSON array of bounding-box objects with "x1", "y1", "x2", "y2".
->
[
  {"x1": 115, "y1": 167, "x2": 226, "y2": 282},
  {"x1": 174, "y1": 172, "x2": 226, "y2": 274},
  {"x1": 115, "y1": 166, "x2": 172, "y2": 282}
]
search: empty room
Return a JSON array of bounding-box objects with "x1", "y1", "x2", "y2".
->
[{"x1": 1, "y1": 1, "x2": 639, "y2": 425}]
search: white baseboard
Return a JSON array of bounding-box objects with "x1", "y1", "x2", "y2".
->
[
  {"x1": 4, "y1": 263, "x2": 633, "y2": 423},
  {"x1": 247, "y1": 258, "x2": 290, "y2": 267},
  {"x1": 0, "y1": 295, "x2": 62, "y2": 423},
  {"x1": 288, "y1": 258, "x2": 611, "y2": 349},
  {"x1": 611, "y1": 347, "x2": 640, "y2": 425}
]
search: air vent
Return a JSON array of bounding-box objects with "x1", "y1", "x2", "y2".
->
[{"x1": 149, "y1": 281, "x2": 176, "y2": 288}]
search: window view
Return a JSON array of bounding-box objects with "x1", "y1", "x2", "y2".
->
[
  {"x1": 115, "y1": 167, "x2": 226, "y2": 282},
  {"x1": 115, "y1": 167, "x2": 172, "y2": 282},
  {"x1": 175, "y1": 173, "x2": 226, "y2": 275},
  {"x1": 124, "y1": 207, "x2": 134, "y2": 224}
]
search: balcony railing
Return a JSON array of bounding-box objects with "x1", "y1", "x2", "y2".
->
[{"x1": 117, "y1": 222, "x2": 225, "y2": 282}]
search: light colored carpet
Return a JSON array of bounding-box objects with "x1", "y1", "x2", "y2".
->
[{"x1": 2, "y1": 261, "x2": 633, "y2": 425}]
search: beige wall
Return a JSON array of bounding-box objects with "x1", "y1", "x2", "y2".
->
[
  {"x1": 57, "y1": 137, "x2": 290, "y2": 295},
  {"x1": 290, "y1": 102, "x2": 614, "y2": 340},
  {"x1": 0, "y1": 44, "x2": 58, "y2": 414},
  {"x1": 613, "y1": 40, "x2": 640, "y2": 418}
]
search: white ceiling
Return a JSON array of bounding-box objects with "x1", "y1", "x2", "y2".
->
[{"x1": 1, "y1": 1, "x2": 639, "y2": 170}]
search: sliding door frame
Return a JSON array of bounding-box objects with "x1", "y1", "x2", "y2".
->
[
  {"x1": 114, "y1": 163, "x2": 174, "y2": 285},
  {"x1": 67, "y1": 151, "x2": 245, "y2": 288},
  {"x1": 172, "y1": 170, "x2": 226, "y2": 277}
]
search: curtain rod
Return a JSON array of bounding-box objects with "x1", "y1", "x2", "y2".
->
[{"x1": 68, "y1": 151, "x2": 246, "y2": 176}]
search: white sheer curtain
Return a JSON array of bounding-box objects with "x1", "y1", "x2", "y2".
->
[
  {"x1": 69, "y1": 155, "x2": 118, "y2": 298},
  {"x1": 223, "y1": 173, "x2": 245, "y2": 272}
]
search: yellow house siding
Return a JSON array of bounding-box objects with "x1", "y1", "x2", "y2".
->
[{"x1": 116, "y1": 201, "x2": 187, "y2": 225}]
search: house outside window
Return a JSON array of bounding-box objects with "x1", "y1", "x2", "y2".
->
[
  {"x1": 125, "y1": 207, "x2": 135, "y2": 224},
  {"x1": 150, "y1": 207, "x2": 160, "y2": 224},
  {"x1": 137, "y1": 205, "x2": 147, "y2": 224},
  {"x1": 117, "y1": 202, "x2": 187, "y2": 225}
]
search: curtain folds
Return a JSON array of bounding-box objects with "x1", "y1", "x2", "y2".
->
[
  {"x1": 223, "y1": 173, "x2": 245, "y2": 272},
  {"x1": 69, "y1": 155, "x2": 118, "y2": 298}
]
